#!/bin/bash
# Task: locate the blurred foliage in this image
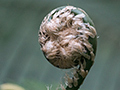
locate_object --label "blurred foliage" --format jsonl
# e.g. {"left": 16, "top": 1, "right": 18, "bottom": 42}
{"left": 0, "top": 0, "right": 120, "bottom": 90}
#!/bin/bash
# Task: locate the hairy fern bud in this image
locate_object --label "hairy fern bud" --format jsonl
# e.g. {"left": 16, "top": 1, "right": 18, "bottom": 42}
{"left": 38, "top": 6, "right": 97, "bottom": 69}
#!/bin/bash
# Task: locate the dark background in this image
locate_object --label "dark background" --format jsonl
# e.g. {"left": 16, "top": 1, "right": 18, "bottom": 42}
{"left": 0, "top": 0, "right": 120, "bottom": 90}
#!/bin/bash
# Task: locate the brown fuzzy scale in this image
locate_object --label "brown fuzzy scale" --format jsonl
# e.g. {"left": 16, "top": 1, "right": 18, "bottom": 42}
{"left": 38, "top": 6, "right": 97, "bottom": 69}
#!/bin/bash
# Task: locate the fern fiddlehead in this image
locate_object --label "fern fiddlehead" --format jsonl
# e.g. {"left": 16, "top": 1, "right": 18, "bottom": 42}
{"left": 38, "top": 6, "right": 97, "bottom": 90}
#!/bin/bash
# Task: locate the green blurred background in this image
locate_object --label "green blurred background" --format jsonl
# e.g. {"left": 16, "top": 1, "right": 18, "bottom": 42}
{"left": 0, "top": 0, "right": 120, "bottom": 90}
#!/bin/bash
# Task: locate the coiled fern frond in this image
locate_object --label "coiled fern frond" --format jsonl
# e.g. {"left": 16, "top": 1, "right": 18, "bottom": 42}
{"left": 38, "top": 6, "right": 97, "bottom": 90}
